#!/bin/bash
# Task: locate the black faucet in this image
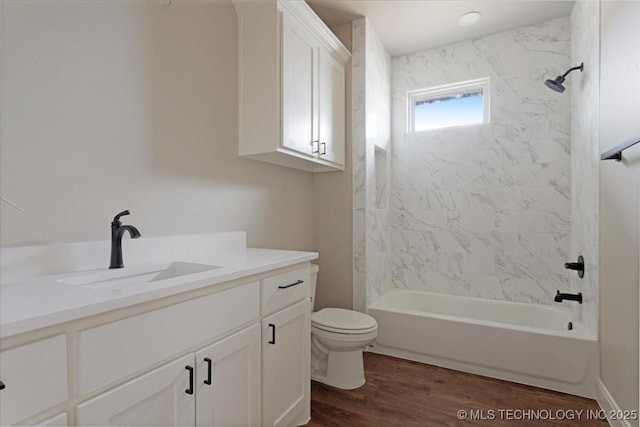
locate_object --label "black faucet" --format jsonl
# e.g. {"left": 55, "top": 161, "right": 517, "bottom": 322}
{"left": 554, "top": 290, "right": 583, "bottom": 304}
{"left": 109, "top": 210, "right": 141, "bottom": 269}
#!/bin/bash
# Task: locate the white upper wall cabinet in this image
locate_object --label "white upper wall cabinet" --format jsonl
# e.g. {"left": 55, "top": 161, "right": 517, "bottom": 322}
{"left": 318, "top": 47, "right": 346, "bottom": 166}
{"left": 234, "top": 0, "right": 350, "bottom": 172}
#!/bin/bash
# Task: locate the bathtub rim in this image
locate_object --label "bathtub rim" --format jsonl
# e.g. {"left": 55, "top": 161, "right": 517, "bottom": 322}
{"left": 368, "top": 289, "right": 597, "bottom": 341}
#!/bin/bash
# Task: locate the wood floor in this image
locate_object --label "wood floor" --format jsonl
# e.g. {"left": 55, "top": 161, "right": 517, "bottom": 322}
{"left": 307, "top": 353, "right": 608, "bottom": 427}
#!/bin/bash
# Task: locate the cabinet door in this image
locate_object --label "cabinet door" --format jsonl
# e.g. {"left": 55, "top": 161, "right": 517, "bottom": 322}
{"left": 262, "top": 299, "right": 311, "bottom": 427}
{"left": 282, "top": 12, "right": 318, "bottom": 157}
{"left": 0, "top": 335, "right": 68, "bottom": 426}
{"left": 38, "top": 413, "right": 68, "bottom": 426}
{"left": 195, "top": 324, "right": 261, "bottom": 427}
{"left": 318, "top": 47, "right": 346, "bottom": 166}
{"left": 76, "top": 354, "right": 195, "bottom": 426}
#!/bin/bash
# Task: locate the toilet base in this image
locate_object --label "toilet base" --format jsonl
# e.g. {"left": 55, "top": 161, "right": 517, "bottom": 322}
{"left": 311, "top": 348, "right": 366, "bottom": 390}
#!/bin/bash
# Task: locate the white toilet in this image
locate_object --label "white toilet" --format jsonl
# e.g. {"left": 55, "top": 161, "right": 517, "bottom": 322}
{"left": 309, "top": 264, "right": 378, "bottom": 390}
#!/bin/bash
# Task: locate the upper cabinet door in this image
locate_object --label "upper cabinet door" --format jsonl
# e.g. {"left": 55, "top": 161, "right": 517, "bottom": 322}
{"left": 76, "top": 354, "right": 195, "bottom": 426}
{"left": 281, "top": 13, "right": 318, "bottom": 157}
{"left": 195, "top": 324, "right": 261, "bottom": 427}
{"left": 234, "top": 0, "right": 350, "bottom": 172}
{"left": 318, "top": 47, "right": 346, "bottom": 166}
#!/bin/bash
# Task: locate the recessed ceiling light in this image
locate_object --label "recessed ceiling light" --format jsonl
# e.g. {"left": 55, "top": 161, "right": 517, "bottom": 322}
{"left": 458, "top": 11, "right": 481, "bottom": 26}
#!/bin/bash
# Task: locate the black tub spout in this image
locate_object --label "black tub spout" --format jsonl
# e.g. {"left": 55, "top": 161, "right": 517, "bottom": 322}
{"left": 554, "top": 290, "right": 583, "bottom": 304}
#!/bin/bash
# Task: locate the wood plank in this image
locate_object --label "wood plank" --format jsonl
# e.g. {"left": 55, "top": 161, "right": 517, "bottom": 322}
{"left": 307, "top": 353, "right": 607, "bottom": 426}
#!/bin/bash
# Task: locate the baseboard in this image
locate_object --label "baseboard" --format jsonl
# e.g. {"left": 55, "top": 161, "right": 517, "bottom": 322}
{"left": 596, "top": 378, "right": 633, "bottom": 427}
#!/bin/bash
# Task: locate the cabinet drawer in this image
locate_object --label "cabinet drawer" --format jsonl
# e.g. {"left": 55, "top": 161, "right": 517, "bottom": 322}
{"left": 0, "top": 335, "right": 68, "bottom": 426}
{"left": 77, "top": 281, "right": 259, "bottom": 395}
{"left": 262, "top": 267, "right": 310, "bottom": 315}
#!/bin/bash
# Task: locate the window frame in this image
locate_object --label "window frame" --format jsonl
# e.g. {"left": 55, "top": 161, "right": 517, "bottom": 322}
{"left": 407, "top": 77, "right": 491, "bottom": 133}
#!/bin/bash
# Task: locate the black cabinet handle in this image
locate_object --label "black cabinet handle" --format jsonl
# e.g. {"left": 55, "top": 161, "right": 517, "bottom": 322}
{"left": 312, "top": 140, "right": 320, "bottom": 154}
{"left": 320, "top": 142, "right": 326, "bottom": 155}
{"left": 204, "top": 358, "right": 212, "bottom": 386}
{"left": 185, "top": 366, "right": 194, "bottom": 395}
{"left": 0, "top": 381, "right": 5, "bottom": 390}
{"left": 278, "top": 279, "right": 304, "bottom": 289}
{"left": 268, "top": 323, "right": 276, "bottom": 344}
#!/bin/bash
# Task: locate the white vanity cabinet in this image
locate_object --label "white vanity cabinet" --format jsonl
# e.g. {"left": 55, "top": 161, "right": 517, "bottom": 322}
{"left": 77, "top": 324, "right": 262, "bottom": 427}
{"left": 0, "top": 335, "right": 68, "bottom": 426}
{"left": 75, "top": 281, "right": 261, "bottom": 426}
{"left": 235, "top": 0, "right": 350, "bottom": 172}
{"left": 262, "top": 299, "right": 311, "bottom": 427}
{"left": 1, "top": 262, "right": 313, "bottom": 426}
{"left": 76, "top": 282, "right": 260, "bottom": 396}
{"left": 259, "top": 267, "right": 311, "bottom": 427}
{"left": 39, "top": 413, "right": 69, "bottom": 426}
{"left": 195, "top": 323, "right": 261, "bottom": 427}
{"left": 76, "top": 353, "right": 196, "bottom": 426}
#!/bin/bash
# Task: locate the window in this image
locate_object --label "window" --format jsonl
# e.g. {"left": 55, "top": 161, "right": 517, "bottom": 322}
{"left": 408, "top": 77, "right": 490, "bottom": 132}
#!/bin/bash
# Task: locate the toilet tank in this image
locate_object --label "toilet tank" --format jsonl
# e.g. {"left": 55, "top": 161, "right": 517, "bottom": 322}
{"left": 310, "top": 264, "right": 319, "bottom": 311}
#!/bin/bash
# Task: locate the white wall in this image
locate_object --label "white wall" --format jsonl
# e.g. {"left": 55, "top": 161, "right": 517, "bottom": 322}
{"left": 312, "top": 22, "right": 353, "bottom": 311}
{"left": 570, "top": 0, "right": 600, "bottom": 338}
{"left": 388, "top": 18, "right": 572, "bottom": 305}
{"left": 0, "top": 0, "right": 315, "bottom": 251}
{"left": 598, "top": 1, "right": 640, "bottom": 420}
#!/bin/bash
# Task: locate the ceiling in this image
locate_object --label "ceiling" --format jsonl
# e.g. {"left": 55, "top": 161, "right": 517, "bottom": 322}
{"left": 306, "top": 1, "right": 575, "bottom": 57}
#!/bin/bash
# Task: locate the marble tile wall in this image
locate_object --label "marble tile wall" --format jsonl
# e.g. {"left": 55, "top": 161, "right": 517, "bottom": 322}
{"left": 570, "top": 0, "right": 599, "bottom": 336}
{"left": 352, "top": 18, "right": 392, "bottom": 310}
{"left": 389, "top": 17, "right": 572, "bottom": 305}
{"left": 364, "top": 22, "right": 392, "bottom": 306}
{"left": 352, "top": 18, "right": 367, "bottom": 312}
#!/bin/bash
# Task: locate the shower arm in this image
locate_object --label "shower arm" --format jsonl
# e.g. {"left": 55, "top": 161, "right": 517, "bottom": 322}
{"left": 562, "top": 63, "right": 584, "bottom": 78}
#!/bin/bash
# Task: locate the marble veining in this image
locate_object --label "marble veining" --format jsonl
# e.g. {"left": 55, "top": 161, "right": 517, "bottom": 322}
{"left": 352, "top": 18, "right": 367, "bottom": 312}
{"left": 352, "top": 18, "right": 393, "bottom": 308}
{"left": 388, "top": 17, "right": 572, "bottom": 305}
{"left": 570, "top": 0, "right": 600, "bottom": 337}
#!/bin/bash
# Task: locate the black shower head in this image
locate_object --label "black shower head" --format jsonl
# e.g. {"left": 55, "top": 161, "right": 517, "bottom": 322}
{"left": 544, "top": 62, "right": 584, "bottom": 93}
{"left": 545, "top": 75, "right": 566, "bottom": 93}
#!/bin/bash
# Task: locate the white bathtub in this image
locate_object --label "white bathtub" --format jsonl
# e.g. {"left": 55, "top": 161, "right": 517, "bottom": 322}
{"left": 367, "top": 290, "right": 598, "bottom": 398}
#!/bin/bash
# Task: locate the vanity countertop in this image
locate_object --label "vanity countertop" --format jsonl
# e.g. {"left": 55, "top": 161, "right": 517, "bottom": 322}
{"left": 1, "top": 247, "right": 317, "bottom": 339}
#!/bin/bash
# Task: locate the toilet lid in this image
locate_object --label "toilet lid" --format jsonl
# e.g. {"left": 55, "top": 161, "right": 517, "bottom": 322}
{"left": 312, "top": 308, "right": 377, "bottom": 331}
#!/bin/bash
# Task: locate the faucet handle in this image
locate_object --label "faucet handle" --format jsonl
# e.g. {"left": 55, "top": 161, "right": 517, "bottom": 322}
{"left": 112, "top": 210, "right": 131, "bottom": 226}
{"left": 564, "top": 255, "right": 584, "bottom": 278}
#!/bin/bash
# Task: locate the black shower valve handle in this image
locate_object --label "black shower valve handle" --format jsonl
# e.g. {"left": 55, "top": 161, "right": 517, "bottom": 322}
{"left": 564, "top": 255, "right": 584, "bottom": 278}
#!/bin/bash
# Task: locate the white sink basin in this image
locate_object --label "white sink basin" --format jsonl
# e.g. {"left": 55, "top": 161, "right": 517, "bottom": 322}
{"left": 57, "top": 262, "right": 221, "bottom": 289}
{"left": 149, "top": 262, "right": 220, "bottom": 282}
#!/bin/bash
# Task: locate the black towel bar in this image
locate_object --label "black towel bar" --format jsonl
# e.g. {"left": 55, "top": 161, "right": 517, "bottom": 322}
{"left": 600, "top": 134, "right": 640, "bottom": 161}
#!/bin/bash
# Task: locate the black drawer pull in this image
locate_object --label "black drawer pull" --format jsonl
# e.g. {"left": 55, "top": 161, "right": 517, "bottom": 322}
{"left": 185, "top": 366, "right": 194, "bottom": 395}
{"left": 278, "top": 279, "right": 304, "bottom": 289}
{"left": 268, "top": 323, "right": 276, "bottom": 344}
{"left": 0, "top": 381, "right": 5, "bottom": 390}
{"left": 204, "top": 358, "right": 212, "bottom": 385}
{"left": 320, "top": 142, "right": 327, "bottom": 155}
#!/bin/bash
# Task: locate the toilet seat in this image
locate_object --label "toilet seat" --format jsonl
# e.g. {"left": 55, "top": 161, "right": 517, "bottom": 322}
{"left": 312, "top": 308, "right": 378, "bottom": 334}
